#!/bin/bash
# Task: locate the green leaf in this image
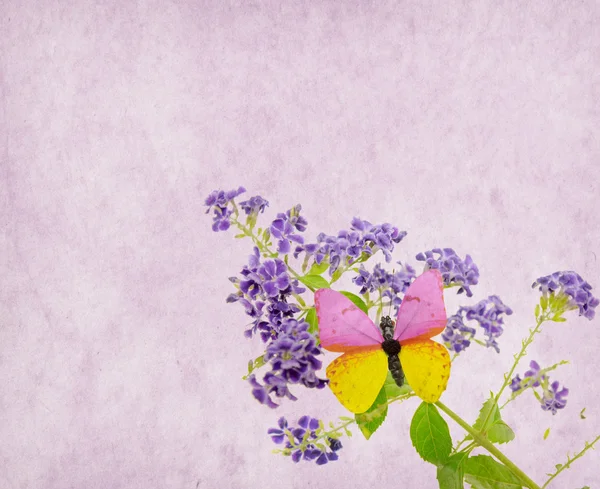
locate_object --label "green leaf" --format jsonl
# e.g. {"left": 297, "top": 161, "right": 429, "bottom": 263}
{"left": 331, "top": 267, "right": 343, "bottom": 283}
{"left": 298, "top": 274, "right": 330, "bottom": 290}
{"left": 308, "top": 260, "right": 329, "bottom": 276}
{"left": 242, "top": 355, "right": 266, "bottom": 380}
{"left": 234, "top": 233, "right": 246, "bottom": 239}
{"left": 383, "top": 370, "right": 412, "bottom": 399}
{"left": 437, "top": 452, "right": 469, "bottom": 489}
{"left": 339, "top": 291, "right": 369, "bottom": 314}
{"left": 543, "top": 428, "right": 550, "bottom": 440}
{"left": 534, "top": 304, "right": 540, "bottom": 319}
{"left": 409, "top": 402, "right": 452, "bottom": 466}
{"left": 487, "top": 420, "right": 515, "bottom": 444}
{"left": 580, "top": 408, "right": 586, "bottom": 419}
{"left": 473, "top": 395, "right": 502, "bottom": 433}
{"left": 552, "top": 315, "right": 566, "bottom": 322}
{"left": 540, "top": 294, "right": 548, "bottom": 311}
{"left": 355, "top": 387, "right": 388, "bottom": 440}
{"left": 305, "top": 307, "right": 319, "bottom": 336}
{"left": 464, "top": 455, "right": 523, "bottom": 489}
{"left": 472, "top": 395, "right": 514, "bottom": 444}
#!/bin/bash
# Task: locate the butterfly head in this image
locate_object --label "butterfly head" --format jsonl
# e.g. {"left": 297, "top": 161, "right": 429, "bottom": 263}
{"left": 379, "top": 315, "right": 395, "bottom": 341}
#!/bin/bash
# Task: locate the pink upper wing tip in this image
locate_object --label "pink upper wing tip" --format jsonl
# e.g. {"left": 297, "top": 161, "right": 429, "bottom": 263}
{"left": 394, "top": 270, "right": 447, "bottom": 344}
{"left": 314, "top": 288, "right": 383, "bottom": 352}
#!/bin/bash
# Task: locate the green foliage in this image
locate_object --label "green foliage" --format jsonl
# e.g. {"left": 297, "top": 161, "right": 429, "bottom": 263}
{"left": 305, "top": 307, "right": 318, "bottom": 336}
{"left": 243, "top": 355, "right": 266, "bottom": 379}
{"left": 410, "top": 402, "right": 452, "bottom": 466}
{"left": 383, "top": 371, "right": 412, "bottom": 399}
{"left": 308, "top": 260, "right": 329, "bottom": 276}
{"left": 436, "top": 452, "right": 469, "bottom": 489}
{"left": 355, "top": 386, "right": 388, "bottom": 440}
{"left": 473, "top": 395, "right": 515, "bottom": 444}
{"left": 339, "top": 291, "right": 369, "bottom": 314}
{"left": 463, "top": 455, "right": 524, "bottom": 489}
{"left": 298, "top": 274, "right": 329, "bottom": 290}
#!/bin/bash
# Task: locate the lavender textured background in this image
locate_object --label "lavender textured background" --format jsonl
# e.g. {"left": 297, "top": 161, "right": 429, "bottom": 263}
{"left": 2, "top": 2, "right": 599, "bottom": 488}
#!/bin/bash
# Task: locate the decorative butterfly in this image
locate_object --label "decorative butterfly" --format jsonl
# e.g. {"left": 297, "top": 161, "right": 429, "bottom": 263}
{"left": 314, "top": 269, "right": 451, "bottom": 414}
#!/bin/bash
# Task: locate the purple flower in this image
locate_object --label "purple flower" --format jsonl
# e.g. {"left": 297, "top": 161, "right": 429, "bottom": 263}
{"left": 352, "top": 262, "right": 416, "bottom": 314}
{"left": 444, "top": 296, "right": 512, "bottom": 354}
{"left": 416, "top": 248, "right": 479, "bottom": 297}
{"left": 461, "top": 295, "right": 512, "bottom": 353}
{"left": 441, "top": 313, "right": 476, "bottom": 353}
{"left": 267, "top": 416, "right": 342, "bottom": 465}
{"left": 523, "top": 360, "right": 546, "bottom": 387}
{"left": 541, "top": 381, "right": 569, "bottom": 415}
{"left": 295, "top": 217, "right": 407, "bottom": 276}
{"left": 509, "top": 374, "right": 523, "bottom": 393}
{"left": 228, "top": 247, "right": 306, "bottom": 341}
{"left": 248, "top": 319, "right": 327, "bottom": 408}
{"left": 239, "top": 195, "right": 269, "bottom": 216}
{"left": 509, "top": 361, "right": 568, "bottom": 415}
{"left": 510, "top": 361, "right": 547, "bottom": 392}
{"left": 204, "top": 186, "right": 246, "bottom": 232}
{"left": 269, "top": 204, "right": 307, "bottom": 254}
{"left": 533, "top": 271, "right": 599, "bottom": 320}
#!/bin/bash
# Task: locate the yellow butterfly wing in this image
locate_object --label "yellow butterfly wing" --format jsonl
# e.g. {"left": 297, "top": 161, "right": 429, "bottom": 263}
{"left": 326, "top": 348, "right": 388, "bottom": 414}
{"left": 400, "top": 340, "right": 451, "bottom": 403}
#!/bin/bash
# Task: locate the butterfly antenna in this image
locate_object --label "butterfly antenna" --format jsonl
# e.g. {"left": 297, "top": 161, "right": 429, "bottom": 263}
{"left": 386, "top": 268, "right": 395, "bottom": 319}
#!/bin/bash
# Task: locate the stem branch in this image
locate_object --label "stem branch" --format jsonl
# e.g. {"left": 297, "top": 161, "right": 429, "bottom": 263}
{"left": 436, "top": 401, "right": 541, "bottom": 489}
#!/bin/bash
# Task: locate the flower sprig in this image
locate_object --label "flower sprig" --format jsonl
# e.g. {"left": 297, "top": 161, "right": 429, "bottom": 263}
{"left": 205, "top": 186, "right": 600, "bottom": 489}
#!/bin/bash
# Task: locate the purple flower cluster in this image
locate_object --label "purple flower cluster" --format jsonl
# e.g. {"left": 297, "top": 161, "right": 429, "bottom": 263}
{"left": 248, "top": 318, "right": 327, "bottom": 408}
{"left": 239, "top": 195, "right": 269, "bottom": 217}
{"left": 510, "top": 361, "right": 569, "bottom": 415}
{"left": 541, "top": 381, "right": 569, "bottom": 415}
{"left": 270, "top": 205, "right": 308, "bottom": 254}
{"left": 416, "top": 248, "right": 479, "bottom": 297}
{"left": 228, "top": 247, "right": 305, "bottom": 341}
{"left": 353, "top": 262, "right": 416, "bottom": 314}
{"left": 509, "top": 361, "right": 547, "bottom": 392}
{"left": 441, "top": 314, "right": 476, "bottom": 354}
{"left": 294, "top": 217, "right": 407, "bottom": 276}
{"left": 268, "top": 416, "right": 342, "bottom": 465}
{"left": 443, "top": 296, "right": 513, "bottom": 354}
{"left": 532, "top": 271, "right": 599, "bottom": 320}
{"left": 204, "top": 186, "right": 246, "bottom": 231}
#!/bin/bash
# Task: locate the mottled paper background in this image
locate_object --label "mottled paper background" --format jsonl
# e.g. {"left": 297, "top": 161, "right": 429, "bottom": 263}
{"left": 1, "top": 2, "right": 599, "bottom": 488}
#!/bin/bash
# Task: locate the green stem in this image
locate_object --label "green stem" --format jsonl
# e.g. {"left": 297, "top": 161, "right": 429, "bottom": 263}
{"left": 541, "top": 434, "right": 600, "bottom": 489}
{"left": 494, "top": 315, "right": 546, "bottom": 404}
{"left": 436, "top": 401, "right": 541, "bottom": 489}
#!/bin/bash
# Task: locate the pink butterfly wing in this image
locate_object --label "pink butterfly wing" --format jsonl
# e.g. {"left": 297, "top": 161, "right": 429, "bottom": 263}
{"left": 394, "top": 269, "right": 447, "bottom": 344}
{"left": 315, "top": 289, "right": 384, "bottom": 352}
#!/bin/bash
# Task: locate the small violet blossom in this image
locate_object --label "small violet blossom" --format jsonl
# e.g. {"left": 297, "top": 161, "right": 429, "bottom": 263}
{"left": 270, "top": 204, "right": 307, "bottom": 254}
{"left": 541, "top": 381, "right": 569, "bottom": 415}
{"left": 416, "top": 248, "right": 479, "bottom": 297}
{"left": 443, "top": 296, "right": 513, "bottom": 354}
{"left": 510, "top": 361, "right": 568, "bottom": 415}
{"left": 441, "top": 314, "right": 477, "bottom": 354}
{"left": 295, "top": 217, "right": 406, "bottom": 276}
{"left": 353, "top": 262, "right": 416, "bottom": 314}
{"left": 533, "top": 271, "right": 599, "bottom": 320}
{"left": 239, "top": 195, "right": 269, "bottom": 217}
{"left": 228, "top": 247, "right": 305, "bottom": 342}
{"left": 204, "top": 186, "right": 246, "bottom": 231}
{"left": 509, "top": 361, "right": 547, "bottom": 392}
{"left": 268, "top": 416, "right": 342, "bottom": 465}
{"left": 249, "top": 319, "right": 327, "bottom": 409}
